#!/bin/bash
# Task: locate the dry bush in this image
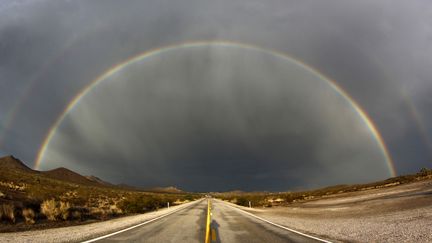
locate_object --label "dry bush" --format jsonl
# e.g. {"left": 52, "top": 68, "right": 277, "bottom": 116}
{"left": 0, "top": 181, "right": 26, "bottom": 191}
{"left": 22, "top": 208, "right": 35, "bottom": 224}
{"left": 41, "top": 199, "right": 71, "bottom": 221}
{"left": 0, "top": 204, "right": 15, "bottom": 223}
{"left": 84, "top": 196, "right": 124, "bottom": 219}
{"left": 89, "top": 207, "right": 106, "bottom": 219}
{"left": 59, "top": 190, "right": 78, "bottom": 201}
{"left": 109, "top": 204, "right": 122, "bottom": 215}
{"left": 41, "top": 199, "right": 59, "bottom": 221}
{"left": 87, "top": 203, "right": 122, "bottom": 220}
{"left": 59, "top": 201, "right": 70, "bottom": 220}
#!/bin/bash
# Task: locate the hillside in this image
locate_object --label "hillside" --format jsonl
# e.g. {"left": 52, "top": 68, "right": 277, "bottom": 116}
{"left": 0, "top": 155, "right": 35, "bottom": 173}
{"left": 85, "top": 175, "right": 112, "bottom": 186}
{"left": 0, "top": 155, "right": 200, "bottom": 232}
{"left": 43, "top": 167, "right": 102, "bottom": 187}
{"left": 0, "top": 155, "right": 111, "bottom": 187}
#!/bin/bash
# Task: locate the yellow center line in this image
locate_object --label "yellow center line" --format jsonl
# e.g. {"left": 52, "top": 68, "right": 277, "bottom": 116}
{"left": 211, "top": 228, "right": 217, "bottom": 242}
{"left": 205, "top": 199, "right": 211, "bottom": 243}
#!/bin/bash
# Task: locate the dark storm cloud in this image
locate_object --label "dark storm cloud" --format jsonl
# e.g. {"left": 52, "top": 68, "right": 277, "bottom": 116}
{"left": 40, "top": 46, "right": 389, "bottom": 191}
{"left": 1, "top": 0, "right": 431, "bottom": 190}
{"left": 0, "top": 0, "right": 196, "bottom": 160}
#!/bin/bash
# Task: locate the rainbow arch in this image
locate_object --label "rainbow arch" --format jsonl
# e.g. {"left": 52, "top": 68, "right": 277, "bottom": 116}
{"left": 35, "top": 41, "right": 397, "bottom": 176}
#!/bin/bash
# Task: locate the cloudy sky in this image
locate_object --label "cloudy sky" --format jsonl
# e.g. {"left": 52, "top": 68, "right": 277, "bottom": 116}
{"left": 0, "top": 0, "right": 431, "bottom": 191}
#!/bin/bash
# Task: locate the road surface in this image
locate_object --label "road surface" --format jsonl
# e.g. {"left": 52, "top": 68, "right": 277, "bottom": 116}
{"left": 89, "top": 199, "right": 327, "bottom": 243}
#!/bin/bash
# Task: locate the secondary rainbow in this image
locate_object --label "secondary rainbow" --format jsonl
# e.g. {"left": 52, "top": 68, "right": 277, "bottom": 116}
{"left": 401, "top": 88, "right": 432, "bottom": 156}
{"left": 35, "top": 41, "right": 397, "bottom": 176}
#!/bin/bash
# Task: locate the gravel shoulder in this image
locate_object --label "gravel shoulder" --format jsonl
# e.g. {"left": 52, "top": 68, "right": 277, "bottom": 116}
{"left": 238, "top": 179, "right": 432, "bottom": 242}
{"left": 0, "top": 199, "right": 202, "bottom": 243}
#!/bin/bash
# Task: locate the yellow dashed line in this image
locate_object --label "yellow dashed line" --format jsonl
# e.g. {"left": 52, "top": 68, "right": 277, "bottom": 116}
{"left": 205, "top": 199, "right": 211, "bottom": 243}
{"left": 211, "top": 228, "right": 217, "bottom": 242}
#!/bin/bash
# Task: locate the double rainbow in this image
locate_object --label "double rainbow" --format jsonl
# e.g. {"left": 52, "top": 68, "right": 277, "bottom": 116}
{"left": 35, "top": 41, "right": 397, "bottom": 176}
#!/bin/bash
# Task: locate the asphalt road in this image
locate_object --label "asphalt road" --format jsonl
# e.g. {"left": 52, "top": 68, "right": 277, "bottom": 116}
{"left": 93, "top": 199, "right": 325, "bottom": 243}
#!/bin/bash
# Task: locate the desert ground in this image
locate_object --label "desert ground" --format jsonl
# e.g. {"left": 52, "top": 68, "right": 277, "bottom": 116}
{"left": 236, "top": 179, "right": 432, "bottom": 242}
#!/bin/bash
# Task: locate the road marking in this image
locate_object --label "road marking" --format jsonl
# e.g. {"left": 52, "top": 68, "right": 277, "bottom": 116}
{"left": 81, "top": 199, "right": 204, "bottom": 243}
{"left": 205, "top": 199, "right": 211, "bottom": 243}
{"left": 211, "top": 228, "right": 217, "bottom": 242}
{"left": 220, "top": 200, "right": 332, "bottom": 243}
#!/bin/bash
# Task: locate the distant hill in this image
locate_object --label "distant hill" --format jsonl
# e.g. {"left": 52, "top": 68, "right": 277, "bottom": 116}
{"left": 0, "top": 155, "right": 198, "bottom": 232}
{"left": 116, "top": 184, "right": 184, "bottom": 193}
{"left": 0, "top": 155, "right": 35, "bottom": 173}
{"left": 0, "top": 155, "right": 183, "bottom": 192}
{"left": 0, "top": 155, "right": 111, "bottom": 187}
{"left": 85, "top": 175, "right": 112, "bottom": 186}
{"left": 43, "top": 167, "right": 105, "bottom": 187}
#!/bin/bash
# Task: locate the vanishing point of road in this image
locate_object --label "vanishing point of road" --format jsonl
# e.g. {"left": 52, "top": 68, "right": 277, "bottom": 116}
{"left": 84, "top": 199, "right": 330, "bottom": 243}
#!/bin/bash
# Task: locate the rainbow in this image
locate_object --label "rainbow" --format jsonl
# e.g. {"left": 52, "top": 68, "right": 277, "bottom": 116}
{"left": 0, "top": 28, "right": 103, "bottom": 148}
{"left": 35, "top": 41, "right": 397, "bottom": 176}
{"left": 401, "top": 88, "right": 432, "bottom": 156}
{"left": 0, "top": 36, "right": 83, "bottom": 147}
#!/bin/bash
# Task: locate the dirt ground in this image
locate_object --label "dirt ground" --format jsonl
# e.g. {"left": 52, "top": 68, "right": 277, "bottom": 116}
{"left": 246, "top": 179, "right": 432, "bottom": 242}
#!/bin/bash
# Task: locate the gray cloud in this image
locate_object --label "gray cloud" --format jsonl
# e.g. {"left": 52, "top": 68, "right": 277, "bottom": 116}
{"left": 40, "top": 45, "right": 389, "bottom": 191}
{"left": 1, "top": 0, "right": 431, "bottom": 190}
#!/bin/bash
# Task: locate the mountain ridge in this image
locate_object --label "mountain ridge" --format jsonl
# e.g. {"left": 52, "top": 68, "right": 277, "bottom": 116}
{"left": 0, "top": 155, "right": 35, "bottom": 173}
{"left": 0, "top": 155, "right": 110, "bottom": 187}
{"left": 0, "top": 155, "right": 183, "bottom": 192}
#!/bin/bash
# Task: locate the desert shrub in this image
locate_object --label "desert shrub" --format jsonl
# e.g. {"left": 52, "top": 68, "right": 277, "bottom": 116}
{"left": 41, "top": 199, "right": 59, "bottom": 221}
{"left": 22, "top": 208, "right": 35, "bottom": 224}
{"left": 0, "top": 204, "right": 15, "bottom": 223}
{"left": 109, "top": 204, "right": 122, "bottom": 216}
{"left": 83, "top": 196, "right": 124, "bottom": 219}
{"left": 89, "top": 207, "right": 106, "bottom": 219}
{"left": 88, "top": 205, "right": 121, "bottom": 220}
{"left": 119, "top": 195, "right": 165, "bottom": 214}
{"left": 183, "top": 194, "right": 194, "bottom": 201}
{"left": 59, "top": 201, "right": 70, "bottom": 220}
{"left": 235, "top": 197, "right": 249, "bottom": 207}
{"left": 40, "top": 199, "right": 71, "bottom": 221}
{"left": 419, "top": 167, "right": 432, "bottom": 176}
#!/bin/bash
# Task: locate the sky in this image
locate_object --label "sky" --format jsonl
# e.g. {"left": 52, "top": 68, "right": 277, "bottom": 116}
{"left": 0, "top": 0, "right": 431, "bottom": 191}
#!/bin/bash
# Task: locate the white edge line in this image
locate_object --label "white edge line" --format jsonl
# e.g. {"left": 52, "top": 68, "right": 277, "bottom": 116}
{"left": 219, "top": 200, "right": 332, "bottom": 243}
{"left": 81, "top": 199, "right": 204, "bottom": 243}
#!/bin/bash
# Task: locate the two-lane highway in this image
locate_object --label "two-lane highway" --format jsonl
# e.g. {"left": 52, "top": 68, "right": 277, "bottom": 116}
{"left": 209, "top": 200, "right": 323, "bottom": 243}
{"left": 94, "top": 200, "right": 206, "bottom": 242}
{"left": 87, "top": 199, "right": 329, "bottom": 243}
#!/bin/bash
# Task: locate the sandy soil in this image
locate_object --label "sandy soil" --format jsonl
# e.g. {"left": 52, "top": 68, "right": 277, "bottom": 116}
{"left": 243, "top": 179, "right": 432, "bottom": 242}
{"left": 0, "top": 200, "right": 201, "bottom": 243}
